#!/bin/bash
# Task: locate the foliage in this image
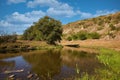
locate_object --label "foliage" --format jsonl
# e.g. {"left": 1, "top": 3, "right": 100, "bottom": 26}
{"left": 22, "top": 16, "right": 62, "bottom": 44}
{"left": 88, "top": 32, "right": 101, "bottom": 39}
{"left": 66, "top": 32, "right": 100, "bottom": 41}
{"left": 0, "top": 33, "right": 17, "bottom": 44}
{"left": 77, "top": 31, "right": 87, "bottom": 40}
{"left": 96, "top": 48, "right": 120, "bottom": 80}
{"left": 66, "top": 36, "right": 72, "bottom": 41}
{"left": 109, "top": 24, "right": 116, "bottom": 30}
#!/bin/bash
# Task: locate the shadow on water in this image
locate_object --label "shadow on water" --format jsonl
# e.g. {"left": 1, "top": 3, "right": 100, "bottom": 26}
{"left": 0, "top": 49, "right": 103, "bottom": 80}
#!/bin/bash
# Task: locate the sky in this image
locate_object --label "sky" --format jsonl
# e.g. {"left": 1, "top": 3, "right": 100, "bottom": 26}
{"left": 0, "top": 0, "right": 120, "bottom": 34}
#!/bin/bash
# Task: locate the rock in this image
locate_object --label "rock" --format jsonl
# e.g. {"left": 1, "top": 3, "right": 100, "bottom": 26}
{"left": 27, "top": 71, "right": 31, "bottom": 74}
{"left": 9, "top": 74, "right": 15, "bottom": 78}
{"left": 35, "top": 74, "right": 38, "bottom": 77}
{"left": 36, "top": 77, "right": 40, "bottom": 80}
{"left": 27, "top": 74, "right": 33, "bottom": 79}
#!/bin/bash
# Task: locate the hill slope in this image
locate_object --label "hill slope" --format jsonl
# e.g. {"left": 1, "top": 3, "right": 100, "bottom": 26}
{"left": 63, "top": 12, "right": 120, "bottom": 40}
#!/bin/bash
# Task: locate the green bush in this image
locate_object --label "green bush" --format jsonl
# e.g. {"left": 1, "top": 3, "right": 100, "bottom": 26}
{"left": 66, "top": 32, "right": 100, "bottom": 41}
{"left": 88, "top": 32, "right": 101, "bottom": 39}
{"left": 72, "top": 34, "right": 78, "bottom": 40}
{"left": 77, "top": 32, "right": 87, "bottom": 40}
{"left": 66, "top": 36, "right": 72, "bottom": 41}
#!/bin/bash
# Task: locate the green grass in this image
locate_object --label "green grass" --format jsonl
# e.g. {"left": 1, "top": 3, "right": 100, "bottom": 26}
{"left": 96, "top": 48, "right": 120, "bottom": 80}
{"left": 97, "top": 48, "right": 120, "bottom": 72}
{"left": 74, "top": 48, "right": 120, "bottom": 80}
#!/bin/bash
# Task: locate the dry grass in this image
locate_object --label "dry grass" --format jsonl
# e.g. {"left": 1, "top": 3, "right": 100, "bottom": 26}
{"left": 61, "top": 39, "right": 120, "bottom": 51}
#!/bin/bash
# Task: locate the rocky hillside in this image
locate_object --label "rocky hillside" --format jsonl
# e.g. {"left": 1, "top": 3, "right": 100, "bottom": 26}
{"left": 63, "top": 12, "right": 120, "bottom": 40}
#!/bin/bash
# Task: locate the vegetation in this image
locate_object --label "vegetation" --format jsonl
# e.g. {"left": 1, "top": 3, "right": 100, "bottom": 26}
{"left": 66, "top": 32, "right": 100, "bottom": 41}
{"left": 96, "top": 48, "right": 120, "bottom": 80}
{"left": 109, "top": 24, "right": 116, "bottom": 30}
{"left": 22, "top": 16, "right": 62, "bottom": 45}
{"left": 88, "top": 32, "right": 101, "bottom": 39}
{"left": 0, "top": 33, "right": 17, "bottom": 44}
{"left": 63, "top": 12, "right": 120, "bottom": 40}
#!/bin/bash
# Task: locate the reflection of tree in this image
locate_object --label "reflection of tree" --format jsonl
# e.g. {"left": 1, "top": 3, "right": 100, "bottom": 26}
{"left": 23, "top": 50, "right": 61, "bottom": 79}
{"left": 0, "top": 60, "right": 15, "bottom": 72}
{"left": 61, "top": 50, "right": 103, "bottom": 75}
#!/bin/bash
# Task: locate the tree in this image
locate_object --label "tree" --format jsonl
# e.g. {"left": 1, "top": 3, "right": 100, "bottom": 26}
{"left": 22, "top": 16, "right": 62, "bottom": 45}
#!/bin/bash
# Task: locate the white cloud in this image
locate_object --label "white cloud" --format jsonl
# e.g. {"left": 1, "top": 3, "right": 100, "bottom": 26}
{"left": 93, "top": 10, "right": 117, "bottom": 17}
{"left": 7, "top": 0, "right": 26, "bottom": 4}
{"left": 27, "top": 0, "right": 76, "bottom": 17}
{"left": 0, "top": 10, "right": 45, "bottom": 34}
{"left": 77, "top": 10, "right": 117, "bottom": 19}
{"left": 77, "top": 11, "right": 92, "bottom": 18}
{"left": 47, "top": 7, "right": 76, "bottom": 17}
{"left": 7, "top": 10, "right": 45, "bottom": 24}
{"left": 27, "top": 0, "right": 60, "bottom": 8}
{"left": 0, "top": 20, "right": 14, "bottom": 27}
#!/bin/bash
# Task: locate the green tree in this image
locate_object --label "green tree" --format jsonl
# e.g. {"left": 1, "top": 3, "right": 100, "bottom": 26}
{"left": 22, "top": 16, "right": 62, "bottom": 45}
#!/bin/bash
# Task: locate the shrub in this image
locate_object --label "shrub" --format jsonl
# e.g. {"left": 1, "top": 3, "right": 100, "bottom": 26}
{"left": 72, "top": 34, "right": 78, "bottom": 40}
{"left": 66, "top": 36, "right": 72, "bottom": 41}
{"left": 109, "top": 24, "right": 116, "bottom": 30}
{"left": 88, "top": 32, "right": 101, "bottom": 39}
{"left": 65, "top": 32, "right": 100, "bottom": 41}
{"left": 77, "top": 32, "right": 87, "bottom": 40}
{"left": 0, "top": 33, "right": 17, "bottom": 44}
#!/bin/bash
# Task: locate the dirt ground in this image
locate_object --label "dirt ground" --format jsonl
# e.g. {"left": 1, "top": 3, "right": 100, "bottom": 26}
{"left": 61, "top": 39, "right": 120, "bottom": 51}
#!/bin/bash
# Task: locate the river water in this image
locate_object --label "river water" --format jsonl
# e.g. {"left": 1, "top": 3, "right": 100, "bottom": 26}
{"left": 0, "top": 49, "right": 103, "bottom": 80}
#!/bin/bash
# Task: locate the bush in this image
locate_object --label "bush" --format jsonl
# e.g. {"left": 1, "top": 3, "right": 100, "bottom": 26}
{"left": 0, "top": 33, "right": 17, "bottom": 44}
{"left": 72, "top": 34, "right": 78, "bottom": 40}
{"left": 66, "top": 36, "right": 72, "bottom": 41}
{"left": 109, "top": 24, "right": 116, "bottom": 30}
{"left": 77, "top": 32, "right": 87, "bottom": 40}
{"left": 88, "top": 32, "right": 101, "bottom": 39}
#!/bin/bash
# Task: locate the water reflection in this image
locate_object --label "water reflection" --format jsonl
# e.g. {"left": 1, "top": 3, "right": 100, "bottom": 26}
{"left": 23, "top": 50, "right": 61, "bottom": 79}
{"left": 61, "top": 50, "right": 102, "bottom": 75}
{"left": 0, "top": 60, "right": 15, "bottom": 72}
{"left": 0, "top": 49, "right": 103, "bottom": 80}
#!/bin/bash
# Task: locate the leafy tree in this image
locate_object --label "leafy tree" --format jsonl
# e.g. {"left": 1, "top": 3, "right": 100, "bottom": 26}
{"left": 22, "top": 16, "right": 62, "bottom": 45}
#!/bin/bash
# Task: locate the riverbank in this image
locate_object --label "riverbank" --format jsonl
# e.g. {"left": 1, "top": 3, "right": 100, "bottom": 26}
{"left": 61, "top": 39, "right": 120, "bottom": 51}
{"left": 0, "top": 39, "right": 120, "bottom": 54}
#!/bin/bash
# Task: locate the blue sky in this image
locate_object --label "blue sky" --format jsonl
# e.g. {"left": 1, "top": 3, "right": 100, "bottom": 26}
{"left": 0, "top": 0, "right": 120, "bottom": 34}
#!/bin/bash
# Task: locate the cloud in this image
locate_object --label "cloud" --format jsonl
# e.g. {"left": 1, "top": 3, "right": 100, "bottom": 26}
{"left": 27, "top": 0, "right": 76, "bottom": 17}
{"left": 47, "top": 7, "right": 76, "bottom": 17}
{"left": 27, "top": 0, "right": 60, "bottom": 8}
{"left": 7, "top": 0, "right": 26, "bottom": 4}
{"left": 77, "top": 11, "right": 92, "bottom": 18}
{"left": 0, "top": 10, "right": 45, "bottom": 34}
{"left": 77, "top": 10, "right": 117, "bottom": 19}
{"left": 7, "top": 11, "right": 45, "bottom": 24}
{"left": 0, "top": 20, "right": 14, "bottom": 27}
{"left": 93, "top": 10, "right": 117, "bottom": 17}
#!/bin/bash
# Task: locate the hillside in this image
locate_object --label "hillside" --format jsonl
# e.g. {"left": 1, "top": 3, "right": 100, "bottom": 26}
{"left": 63, "top": 12, "right": 120, "bottom": 40}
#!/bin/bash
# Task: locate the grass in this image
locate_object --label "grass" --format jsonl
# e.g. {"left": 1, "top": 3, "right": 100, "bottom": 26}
{"left": 96, "top": 48, "right": 120, "bottom": 80}
{"left": 73, "top": 48, "right": 120, "bottom": 80}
